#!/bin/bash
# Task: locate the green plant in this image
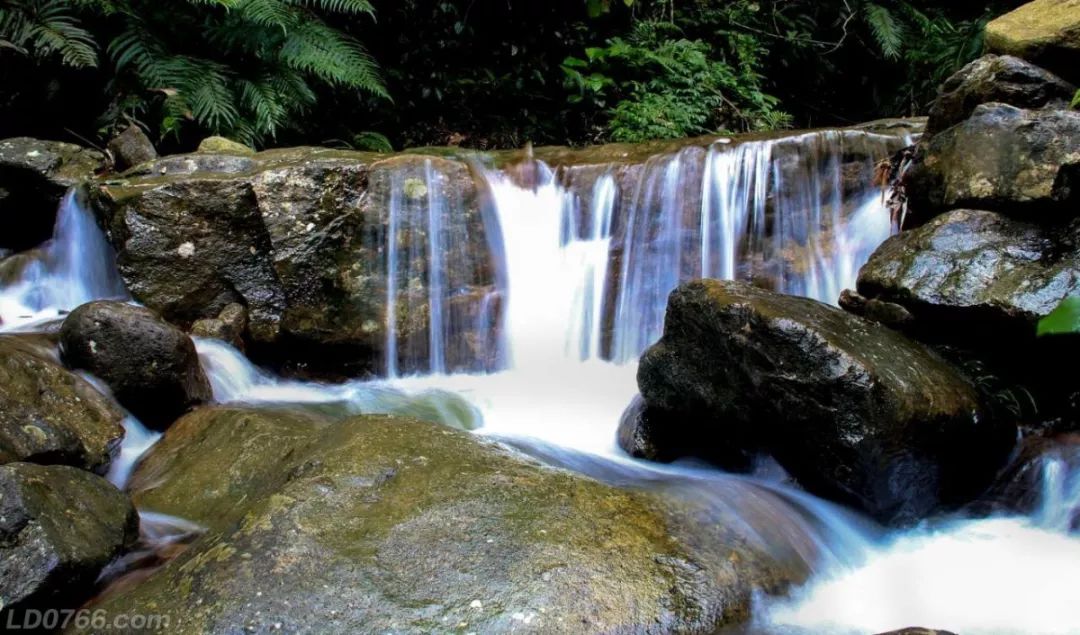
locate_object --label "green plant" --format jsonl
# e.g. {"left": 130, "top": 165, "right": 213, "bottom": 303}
{"left": 1, "top": 0, "right": 387, "bottom": 145}
{"left": 1072, "top": 89, "right": 1080, "bottom": 110}
{"left": 1038, "top": 297, "right": 1080, "bottom": 336}
{"left": 563, "top": 20, "right": 790, "bottom": 142}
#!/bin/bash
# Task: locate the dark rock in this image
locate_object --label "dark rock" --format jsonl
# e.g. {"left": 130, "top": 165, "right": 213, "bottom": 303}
{"left": 618, "top": 394, "right": 755, "bottom": 470}
{"left": 926, "top": 54, "right": 1075, "bottom": 135}
{"left": 0, "top": 137, "right": 104, "bottom": 251}
{"left": 106, "top": 125, "right": 157, "bottom": 172}
{"left": 982, "top": 433, "right": 1080, "bottom": 527}
{"left": 190, "top": 302, "right": 247, "bottom": 350}
{"left": 0, "top": 462, "right": 137, "bottom": 617}
{"left": 838, "top": 288, "right": 915, "bottom": 331}
{"left": 857, "top": 209, "right": 1080, "bottom": 343}
{"left": 92, "top": 406, "right": 802, "bottom": 633}
{"left": 0, "top": 335, "right": 125, "bottom": 474}
{"left": 874, "top": 629, "right": 960, "bottom": 635}
{"left": 60, "top": 301, "right": 213, "bottom": 430}
{"left": 907, "top": 104, "right": 1080, "bottom": 221}
{"left": 986, "top": 0, "right": 1080, "bottom": 84}
{"left": 637, "top": 279, "right": 1016, "bottom": 525}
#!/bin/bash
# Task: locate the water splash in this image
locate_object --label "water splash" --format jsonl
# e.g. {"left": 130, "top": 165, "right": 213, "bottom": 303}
{"left": 0, "top": 189, "right": 127, "bottom": 331}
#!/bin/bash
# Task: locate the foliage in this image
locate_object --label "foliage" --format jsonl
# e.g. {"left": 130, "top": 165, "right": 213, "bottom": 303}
{"left": 1, "top": 0, "right": 386, "bottom": 145}
{"left": 1072, "top": 89, "right": 1080, "bottom": 110}
{"left": 563, "top": 18, "right": 790, "bottom": 141}
{"left": 1038, "top": 297, "right": 1080, "bottom": 337}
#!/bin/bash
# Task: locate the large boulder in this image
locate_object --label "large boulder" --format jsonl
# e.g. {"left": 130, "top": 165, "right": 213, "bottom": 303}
{"left": 926, "top": 55, "right": 1075, "bottom": 135}
{"left": 0, "top": 335, "right": 125, "bottom": 474}
{"left": 92, "top": 149, "right": 498, "bottom": 376}
{"left": 906, "top": 104, "right": 1080, "bottom": 222}
{"left": 857, "top": 209, "right": 1080, "bottom": 345}
{"left": 985, "top": 0, "right": 1080, "bottom": 84}
{"left": 60, "top": 301, "right": 213, "bottom": 430}
{"left": 0, "top": 462, "right": 138, "bottom": 618}
{"left": 633, "top": 280, "right": 1016, "bottom": 525}
{"left": 0, "top": 137, "right": 104, "bottom": 251}
{"left": 93, "top": 406, "right": 802, "bottom": 633}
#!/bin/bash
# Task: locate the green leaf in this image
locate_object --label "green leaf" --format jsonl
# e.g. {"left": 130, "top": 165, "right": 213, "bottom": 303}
{"left": 1038, "top": 297, "right": 1080, "bottom": 336}
{"left": 1071, "top": 89, "right": 1080, "bottom": 110}
{"left": 864, "top": 3, "right": 905, "bottom": 60}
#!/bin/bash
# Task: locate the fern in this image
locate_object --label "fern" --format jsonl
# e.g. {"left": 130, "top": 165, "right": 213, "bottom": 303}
{"left": 1072, "top": 89, "right": 1080, "bottom": 110}
{"left": 0, "top": 0, "right": 98, "bottom": 67}
{"left": 864, "top": 3, "right": 904, "bottom": 60}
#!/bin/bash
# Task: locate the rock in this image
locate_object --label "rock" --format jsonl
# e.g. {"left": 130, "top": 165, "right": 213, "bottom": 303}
{"left": 91, "top": 150, "right": 497, "bottom": 376}
{"left": 874, "top": 629, "right": 959, "bottom": 635}
{"left": 0, "top": 137, "right": 104, "bottom": 251}
{"left": 196, "top": 136, "right": 254, "bottom": 155}
{"left": 982, "top": 433, "right": 1080, "bottom": 523}
{"left": 838, "top": 288, "right": 914, "bottom": 331}
{"left": 857, "top": 209, "right": 1080, "bottom": 343}
{"left": 906, "top": 104, "right": 1080, "bottom": 221}
{"left": 106, "top": 125, "right": 157, "bottom": 172}
{"left": 985, "top": 0, "right": 1080, "bottom": 84}
{"left": 0, "top": 335, "right": 125, "bottom": 474}
{"left": 190, "top": 302, "right": 247, "bottom": 350}
{"left": 636, "top": 280, "right": 1015, "bottom": 525}
{"left": 59, "top": 301, "right": 213, "bottom": 430}
{"left": 101, "top": 406, "right": 801, "bottom": 633}
{"left": 0, "top": 462, "right": 138, "bottom": 617}
{"left": 926, "top": 54, "right": 1075, "bottom": 135}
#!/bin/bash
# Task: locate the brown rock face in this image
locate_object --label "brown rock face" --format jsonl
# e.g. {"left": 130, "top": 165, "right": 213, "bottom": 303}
{"left": 985, "top": 0, "right": 1080, "bottom": 84}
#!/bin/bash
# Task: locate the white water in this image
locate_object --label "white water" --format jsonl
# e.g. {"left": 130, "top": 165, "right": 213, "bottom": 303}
{"left": 0, "top": 189, "right": 127, "bottom": 331}
{"left": 3, "top": 131, "right": 1080, "bottom": 634}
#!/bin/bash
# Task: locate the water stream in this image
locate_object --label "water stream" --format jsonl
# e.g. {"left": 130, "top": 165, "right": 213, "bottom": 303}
{"left": 2, "top": 130, "right": 1079, "bottom": 634}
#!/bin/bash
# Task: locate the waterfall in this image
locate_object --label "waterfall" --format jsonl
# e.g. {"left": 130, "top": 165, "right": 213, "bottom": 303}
{"left": 0, "top": 189, "right": 127, "bottom": 331}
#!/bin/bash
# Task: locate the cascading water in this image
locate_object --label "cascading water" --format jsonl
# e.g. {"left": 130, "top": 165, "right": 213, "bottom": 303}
{"left": 6, "top": 128, "right": 1080, "bottom": 634}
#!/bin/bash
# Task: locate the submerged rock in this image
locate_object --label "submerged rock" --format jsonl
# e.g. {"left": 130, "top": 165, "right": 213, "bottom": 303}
{"left": 102, "top": 406, "right": 801, "bottom": 633}
{"left": 0, "top": 137, "right": 104, "bottom": 251}
{"left": 986, "top": 0, "right": 1080, "bottom": 84}
{"left": 635, "top": 280, "right": 1015, "bottom": 525}
{"left": 106, "top": 125, "right": 157, "bottom": 172}
{"left": 857, "top": 209, "right": 1080, "bottom": 345}
{"left": 60, "top": 301, "right": 213, "bottom": 430}
{"left": 0, "top": 335, "right": 125, "bottom": 474}
{"left": 907, "top": 104, "right": 1080, "bottom": 222}
{"left": 0, "top": 462, "right": 137, "bottom": 617}
{"left": 926, "top": 54, "right": 1075, "bottom": 135}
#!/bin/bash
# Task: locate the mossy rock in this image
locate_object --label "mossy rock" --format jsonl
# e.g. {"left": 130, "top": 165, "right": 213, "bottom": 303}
{"left": 986, "top": 0, "right": 1080, "bottom": 84}
{"left": 0, "top": 335, "right": 125, "bottom": 474}
{"left": 93, "top": 406, "right": 803, "bottom": 633}
{"left": 196, "top": 136, "right": 255, "bottom": 156}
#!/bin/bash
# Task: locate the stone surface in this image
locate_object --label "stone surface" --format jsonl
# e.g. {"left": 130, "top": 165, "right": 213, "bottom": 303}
{"left": 986, "top": 0, "right": 1080, "bottom": 84}
{"left": 92, "top": 406, "right": 802, "bottom": 634}
{"left": 857, "top": 209, "right": 1080, "bottom": 342}
{"left": 0, "top": 462, "right": 137, "bottom": 616}
{"left": 907, "top": 104, "right": 1080, "bottom": 221}
{"left": 635, "top": 280, "right": 1015, "bottom": 525}
{"left": 0, "top": 137, "right": 104, "bottom": 251}
{"left": 196, "top": 136, "right": 254, "bottom": 155}
{"left": 0, "top": 335, "right": 125, "bottom": 474}
{"left": 60, "top": 301, "right": 212, "bottom": 430}
{"left": 926, "top": 54, "right": 1075, "bottom": 134}
{"left": 190, "top": 302, "right": 247, "bottom": 350}
{"left": 106, "top": 125, "right": 157, "bottom": 172}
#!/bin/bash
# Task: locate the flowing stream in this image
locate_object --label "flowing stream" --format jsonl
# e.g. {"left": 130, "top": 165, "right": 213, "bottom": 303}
{"left": 2, "top": 130, "right": 1079, "bottom": 634}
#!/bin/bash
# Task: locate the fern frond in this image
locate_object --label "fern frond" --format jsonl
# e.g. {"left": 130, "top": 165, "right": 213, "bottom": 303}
{"left": 864, "top": 3, "right": 904, "bottom": 60}
{"left": 280, "top": 20, "right": 387, "bottom": 97}
{"left": 236, "top": 0, "right": 297, "bottom": 29}
{"left": 29, "top": 4, "right": 99, "bottom": 68}
{"left": 184, "top": 61, "right": 239, "bottom": 131}
{"left": 239, "top": 76, "right": 288, "bottom": 137}
{"left": 284, "top": 0, "right": 374, "bottom": 16}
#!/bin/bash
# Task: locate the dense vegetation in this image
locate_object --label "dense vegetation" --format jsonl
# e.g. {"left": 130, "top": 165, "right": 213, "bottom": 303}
{"left": 0, "top": 0, "right": 1021, "bottom": 150}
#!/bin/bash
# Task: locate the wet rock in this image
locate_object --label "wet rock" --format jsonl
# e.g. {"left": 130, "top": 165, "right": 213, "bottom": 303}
{"left": 986, "top": 0, "right": 1080, "bottom": 84}
{"left": 60, "top": 301, "right": 213, "bottom": 430}
{"left": 0, "top": 335, "right": 125, "bottom": 474}
{"left": 190, "top": 302, "right": 247, "bottom": 350}
{"left": 857, "top": 209, "right": 1080, "bottom": 344}
{"left": 0, "top": 137, "right": 104, "bottom": 251}
{"left": 636, "top": 280, "right": 1015, "bottom": 525}
{"left": 617, "top": 394, "right": 755, "bottom": 470}
{"left": 196, "top": 136, "right": 254, "bottom": 155}
{"left": 106, "top": 125, "right": 157, "bottom": 172}
{"left": 838, "top": 288, "right": 915, "bottom": 331}
{"left": 875, "top": 629, "right": 959, "bottom": 635}
{"left": 104, "top": 406, "right": 801, "bottom": 633}
{"left": 926, "top": 54, "right": 1075, "bottom": 135}
{"left": 982, "top": 433, "right": 1080, "bottom": 526}
{"left": 0, "top": 462, "right": 138, "bottom": 617}
{"left": 907, "top": 104, "right": 1080, "bottom": 221}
